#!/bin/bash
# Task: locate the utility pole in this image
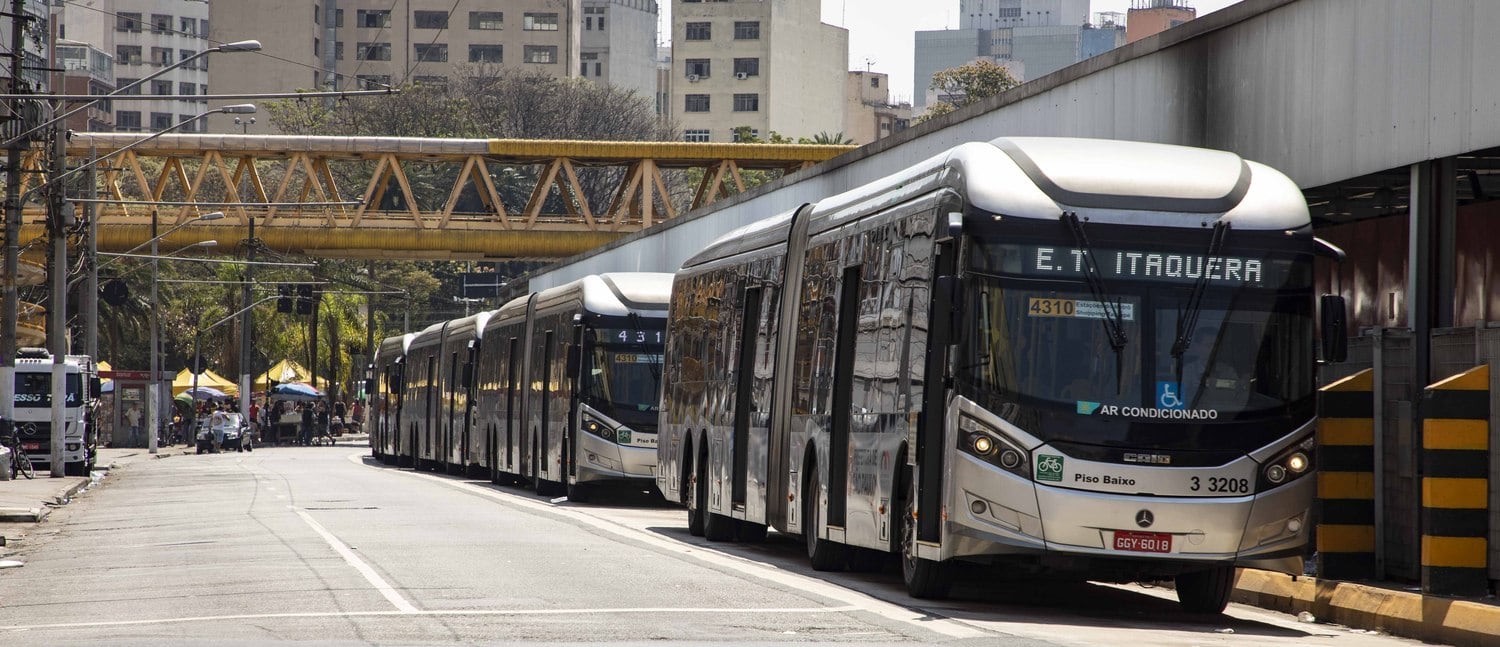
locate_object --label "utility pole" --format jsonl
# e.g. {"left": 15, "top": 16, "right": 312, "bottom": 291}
{"left": 46, "top": 109, "right": 66, "bottom": 477}
{"left": 366, "top": 260, "right": 375, "bottom": 401}
{"left": 238, "top": 217, "right": 253, "bottom": 418}
{"left": 83, "top": 145, "right": 96, "bottom": 359}
{"left": 2, "top": 0, "right": 33, "bottom": 437}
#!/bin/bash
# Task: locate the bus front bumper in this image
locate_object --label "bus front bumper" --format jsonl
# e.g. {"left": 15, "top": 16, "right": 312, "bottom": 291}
{"left": 576, "top": 433, "right": 657, "bottom": 484}
{"left": 942, "top": 455, "right": 1313, "bottom": 575}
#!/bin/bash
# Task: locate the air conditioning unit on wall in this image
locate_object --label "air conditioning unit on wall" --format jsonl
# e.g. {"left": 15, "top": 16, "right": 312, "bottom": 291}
{"left": 687, "top": 74, "right": 700, "bottom": 82}
{"left": 735, "top": 72, "right": 748, "bottom": 80}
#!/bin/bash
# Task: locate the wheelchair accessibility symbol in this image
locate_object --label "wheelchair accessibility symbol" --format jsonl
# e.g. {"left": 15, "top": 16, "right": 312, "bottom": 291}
{"left": 1156, "top": 381, "right": 1185, "bottom": 410}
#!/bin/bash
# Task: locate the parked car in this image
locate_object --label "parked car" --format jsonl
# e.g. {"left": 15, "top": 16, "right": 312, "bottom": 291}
{"left": 195, "top": 412, "right": 251, "bottom": 454}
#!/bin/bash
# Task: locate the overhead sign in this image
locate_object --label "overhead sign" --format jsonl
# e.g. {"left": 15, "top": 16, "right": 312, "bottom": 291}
{"left": 461, "top": 272, "right": 508, "bottom": 298}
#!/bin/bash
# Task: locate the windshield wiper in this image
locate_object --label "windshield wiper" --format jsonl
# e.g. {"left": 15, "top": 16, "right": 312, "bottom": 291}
{"left": 1061, "top": 212, "right": 1129, "bottom": 393}
{"left": 1170, "top": 220, "right": 1231, "bottom": 383}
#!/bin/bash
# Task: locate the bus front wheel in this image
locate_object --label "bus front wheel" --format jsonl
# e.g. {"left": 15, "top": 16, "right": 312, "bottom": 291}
{"left": 1175, "top": 565, "right": 1233, "bottom": 614}
{"left": 804, "top": 463, "right": 846, "bottom": 571}
{"left": 899, "top": 473, "right": 952, "bottom": 599}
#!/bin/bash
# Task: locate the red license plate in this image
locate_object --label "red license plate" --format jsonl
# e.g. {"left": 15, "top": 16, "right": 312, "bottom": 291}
{"left": 21, "top": 442, "right": 41, "bottom": 451}
{"left": 1114, "top": 530, "right": 1172, "bottom": 553}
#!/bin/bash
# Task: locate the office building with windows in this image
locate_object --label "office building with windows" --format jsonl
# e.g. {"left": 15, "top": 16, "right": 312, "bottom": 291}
{"left": 208, "top": 1, "right": 659, "bottom": 133}
{"left": 913, "top": 0, "right": 1093, "bottom": 111}
{"left": 672, "top": 0, "right": 847, "bottom": 142}
{"left": 59, "top": 0, "right": 210, "bottom": 132}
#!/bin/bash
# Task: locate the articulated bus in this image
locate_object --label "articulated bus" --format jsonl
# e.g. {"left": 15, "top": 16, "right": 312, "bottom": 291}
{"left": 371, "top": 273, "right": 672, "bottom": 500}
{"left": 369, "top": 332, "right": 414, "bottom": 464}
{"left": 656, "top": 137, "right": 1347, "bottom": 612}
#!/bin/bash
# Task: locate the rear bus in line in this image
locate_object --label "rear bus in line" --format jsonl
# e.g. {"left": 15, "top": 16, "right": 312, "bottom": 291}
{"left": 372, "top": 273, "right": 672, "bottom": 500}
{"left": 370, "top": 332, "right": 414, "bottom": 464}
{"left": 656, "top": 137, "right": 1346, "bottom": 613}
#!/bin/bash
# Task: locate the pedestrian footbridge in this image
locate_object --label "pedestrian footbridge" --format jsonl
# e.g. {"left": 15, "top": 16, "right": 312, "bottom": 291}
{"left": 14, "top": 134, "right": 849, "bottom": 259}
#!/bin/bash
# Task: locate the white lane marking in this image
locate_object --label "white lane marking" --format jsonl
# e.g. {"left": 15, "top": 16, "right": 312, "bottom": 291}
{"left": 291, "top": 506, "right": 419, "bottom": 614}
{"left": 351, "top": 453, "right": 988, "bottom": 639}
{"left": 1, "top": 606, "right": 858, "bottom": 632}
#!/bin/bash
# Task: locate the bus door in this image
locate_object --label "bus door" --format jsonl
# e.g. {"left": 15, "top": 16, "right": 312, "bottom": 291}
{"left": 506, "top": 337, "right": 519, "bottom": 471}
{"left": 539, "top": 330, "right": 554, "bottom": 480}
{"left": 731, "top": 287, "right": 762, "bottom": 508}
{"left": 917, "top": 233, "right": 958, "bottom": 543}
{"left": 827, "top": 266, "right": 862, "bottom": 528}
{"left": 462, "top": 342, "right": 478, "bottom": 469}
{"left": 565, "top": 325, "right": 583, "bottom": 480}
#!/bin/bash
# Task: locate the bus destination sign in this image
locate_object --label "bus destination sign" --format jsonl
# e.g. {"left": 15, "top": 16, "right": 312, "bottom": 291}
{"left": 1021, "top": 246, "right": 1292, "bottom": 287}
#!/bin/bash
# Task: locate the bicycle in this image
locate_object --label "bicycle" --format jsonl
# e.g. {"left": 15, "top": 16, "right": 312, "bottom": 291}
{"left": 1, "top": 434, "right": 36, "bottom": 480}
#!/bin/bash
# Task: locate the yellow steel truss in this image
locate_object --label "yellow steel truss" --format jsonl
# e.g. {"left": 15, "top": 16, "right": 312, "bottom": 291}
{"left": 18, "top": 134, "right": 851, "bottom": 259}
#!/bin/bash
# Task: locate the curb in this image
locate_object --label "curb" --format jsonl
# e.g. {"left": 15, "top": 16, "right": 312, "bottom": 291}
{"left": 0, "top": 507, "right": 48, "bottom": 523}
{"left": 1234, "top": 569, "right": 1500, "bottom": 646}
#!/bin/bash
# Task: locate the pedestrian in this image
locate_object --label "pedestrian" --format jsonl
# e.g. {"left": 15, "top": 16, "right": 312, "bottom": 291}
{"left": 316, "top": 400, "right": 330, "bottom": 441}
{"left": 350, "top": 399, "right": 364, "bottom": 431}
{"left": 334, "top": 399, "right": 347, "bottom": 433}
{"left": 249, "top": 400, "right": 260, "bottom": 439}
{"left": 125, "top": 403, "right": 142, "bottom": 448}
{"left": 299, "top": 402, "right": 314, "bottom": 446}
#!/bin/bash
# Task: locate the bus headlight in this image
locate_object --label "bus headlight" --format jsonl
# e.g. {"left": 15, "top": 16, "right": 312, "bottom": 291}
{"left": 582, "top": 415, "right": 617, "bottom": 442}
{"left": 957, "top": 415, "right": 1029, "bottom": 478}
{"left": 1259, "top": 436, "right": 1315, "bottom": 491}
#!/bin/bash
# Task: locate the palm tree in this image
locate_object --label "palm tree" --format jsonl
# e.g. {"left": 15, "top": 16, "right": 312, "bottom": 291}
{"left": 808, "top": 131, "right": 855, "bottom": 146}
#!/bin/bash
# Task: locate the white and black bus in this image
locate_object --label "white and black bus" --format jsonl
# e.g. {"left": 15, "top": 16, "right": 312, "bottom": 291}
{"left": 372, "top": 273, "right": 672, "bottom": 500}
{"left": 656, "top": 137, "right": 1346, "bottom": 612}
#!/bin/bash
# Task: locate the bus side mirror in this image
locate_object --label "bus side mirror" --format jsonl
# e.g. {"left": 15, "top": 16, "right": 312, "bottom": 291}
{"left": 90, "top": 377, "right": 102, "bottom": 399}
{"left": 1320, "top": 294, "right": 1348, "bottom": 363}
{"left": 566, "top": 345, "right": 581, "bottom": 379}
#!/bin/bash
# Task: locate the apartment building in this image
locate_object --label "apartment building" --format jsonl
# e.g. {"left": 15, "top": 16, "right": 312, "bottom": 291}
{"left": 0, "top": 0, "right": 49, "bottom": 93}
{"left": 61, "top": 0, "right": 210, "bottom": 132}
{"left": 672, "top": 0, "right": 847, "bottom": 143}
{"left": 913, "top": 0, "right": 1091, "bottom": 111}
{"left": 55, "top": 40, "right": 116, "bottom": 132}
{"left": 843, "top": 71, "right": 908, "bottom": 146}
{"left": 1126, "top": 0, "right": 1196, "bottom": 43}
{"left": 581, "top": 0, "right": 659, "bottom": 100}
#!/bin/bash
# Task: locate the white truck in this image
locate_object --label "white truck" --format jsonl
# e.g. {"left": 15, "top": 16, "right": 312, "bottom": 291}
{"left": 11, "top": 348, "right": 100, "bottom": 475}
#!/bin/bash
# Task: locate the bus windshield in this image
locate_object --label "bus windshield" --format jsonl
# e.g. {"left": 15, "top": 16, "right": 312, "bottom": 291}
{"left": 581, "top": 322, "right": 665, "bottom": 428}
{"left": 955, "top": 228, "right": 1316, "bottom": 453}
{"left": 15, "top": 372, "right": 83, "bottom": 408}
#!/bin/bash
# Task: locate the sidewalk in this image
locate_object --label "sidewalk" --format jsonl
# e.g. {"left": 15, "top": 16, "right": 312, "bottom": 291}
{"left": 0, "top": 445, "right": 189, "bottom": 523}
{"left": 1233, "top": 569, "right": 1500, "bottom": 646}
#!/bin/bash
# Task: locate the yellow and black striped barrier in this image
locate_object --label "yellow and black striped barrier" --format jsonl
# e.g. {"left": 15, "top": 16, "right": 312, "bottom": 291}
{"left": 1420, "top": 364, "right": 1490, "bottom": 596}
{"left": 1317, "top": 369, "right": 1377, "bottom": 580}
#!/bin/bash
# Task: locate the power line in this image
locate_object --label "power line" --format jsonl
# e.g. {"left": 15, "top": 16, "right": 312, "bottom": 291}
{"left": 399, "top": 0, "right": 463, "bottom": 86}
{"left": 347, "top": 0, "right": 404, "bottom": 91}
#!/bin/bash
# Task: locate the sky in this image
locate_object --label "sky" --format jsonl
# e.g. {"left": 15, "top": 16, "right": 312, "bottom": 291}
{"left": 661, "top": 1, "right": 1242, "bottom": 106}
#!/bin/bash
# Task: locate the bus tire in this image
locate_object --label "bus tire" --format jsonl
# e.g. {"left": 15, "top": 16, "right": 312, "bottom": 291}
{"left": 804, "top": 463, "right": 846, "bottom": 571}
{"left": 685, "top": 441, "right": 705, "bottom": 536}
{"left": 1175, "top": 565, "right": 1233, "bottom": 614}
{"left": 735, "top": 520, "right": 768, "bottom": 543}
{"left": 899, "top": 472, "right": 952, "bottom": 599}
{"left": 702, "top": 458, "right": 736, "bottom": 542}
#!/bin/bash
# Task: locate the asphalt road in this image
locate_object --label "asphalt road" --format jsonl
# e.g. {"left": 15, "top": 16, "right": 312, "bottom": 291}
{"left": 0, "top": 445, "right": 1426, "bottom": 646}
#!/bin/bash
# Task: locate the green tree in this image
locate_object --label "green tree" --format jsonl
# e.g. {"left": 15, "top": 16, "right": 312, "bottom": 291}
{"left": 916, "top": 59, "right": 1021, "bottom": 123}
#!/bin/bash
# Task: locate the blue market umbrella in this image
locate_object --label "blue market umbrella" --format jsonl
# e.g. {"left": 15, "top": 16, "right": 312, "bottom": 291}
{"left": 270, "top": 382, "right": 324, "bottom": 402}
{"left": 183, "top": 386, "right": 229, "bottom": 400}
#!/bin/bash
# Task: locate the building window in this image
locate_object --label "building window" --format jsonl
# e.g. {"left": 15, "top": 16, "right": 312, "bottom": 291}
{"left": 335, "top": 41, "right": 344, "bottom": 60}
{"left": 685, "top": 22, "right": 711, "bottom": 40}
{"left": 731, "top": 128, "right": 759, "bottom": 142}
{"left": 150, "top": 112, "right": 173, "bottom": 131}
{"left": 595, "top": 62, "right": 602, "bottom": 76}
{"left": 358, "top": 9, "right": 391, "bottom": 28}
{"left": 414, "top": 44, "right": 448, "bottom": 62}
{"left": 523, "top": 13, "right": 558, "bottom": 31}
{"left": 200, "top": 83, "right": 209, "bottom": 96}
{"left": 469, "top": 11, "right": 502, "bottom": 29}
{"left": 684, "top": 94, "right": 709, "bottom": 112}
{"left": 201, "top": 19, "right": 210, "bottom": 37}
{"left": 685, "top": 59, "right": 710, "bottom": 79}
{"left": 116, "top": 46, "right": 141, "bottom": 65}
{"left": 151, "top": 80, "right": 171, "bottom": 95}
{"left": 178, "top": 115, "right": 198, "bottom": 133}
{"left": 116, "top": 13, "right": 141, "bottom": 33}
{"left": 684, "top": 129, "right": 710, "bottom": 143}
{"left": 734, "top": 21, "right": 760, "bottom": 39}
{"left": 599, "top": 17, "right": 606, "bottom": 30}
{"left": 524, "top": 45, "right": 557, "bottom": 63}
{"left": 179, "top": 50, "right": 197, "bottom": 69}
{"left": 585, "top": 16, "right": 592, "bottom": 30}
{"left": 335, "top": 9, "right": 344, "bottom": 27}
{"left": 733, "top": 93, "right": 759, "bottom": 112}
{"left": 179, "top": 17, "right": 196, "bottom": 36}
{"left": 356, "top": 75, "right": 391, "bottom": 90}
{"left": 151, "top": 47, "right": 171, "bottom": 67}
{"left": 414, "top": 76, "right": 448, "bottom": 87}
{"left": 469, "top": 44, "right": 503, "bottom": 63}
{"left": 414, "top": 10, "right": 448, "bottom": 29}
{"left": 357, "top": 43, "right": 392, "bottom": 61}
{"left": 733, "top": 58, "right": 758, "bottom": 77}
{"left": 178, "top": 82, "right": 196, "bottom": 95}
{"left": 151, "top": 14, "right": 171, "bottom": 34}
{"left": 115, "top": 111, "right": 141, "bottom": 131}
{"left": 116, "top": 78, "right": 140, "bottom": 95}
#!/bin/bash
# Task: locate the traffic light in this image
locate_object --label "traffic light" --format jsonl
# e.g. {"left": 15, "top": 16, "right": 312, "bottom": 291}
{"left": 277, "top": 284, "right": 293, "bottom": 313}
{"left": 296, "top": 284, "right": 315, "bottom": 315}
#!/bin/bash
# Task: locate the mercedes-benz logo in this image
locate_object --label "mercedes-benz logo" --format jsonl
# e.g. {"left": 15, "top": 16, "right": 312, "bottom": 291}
{"left": 1135, "top": 509, "right": 1154, "bottom": 528}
